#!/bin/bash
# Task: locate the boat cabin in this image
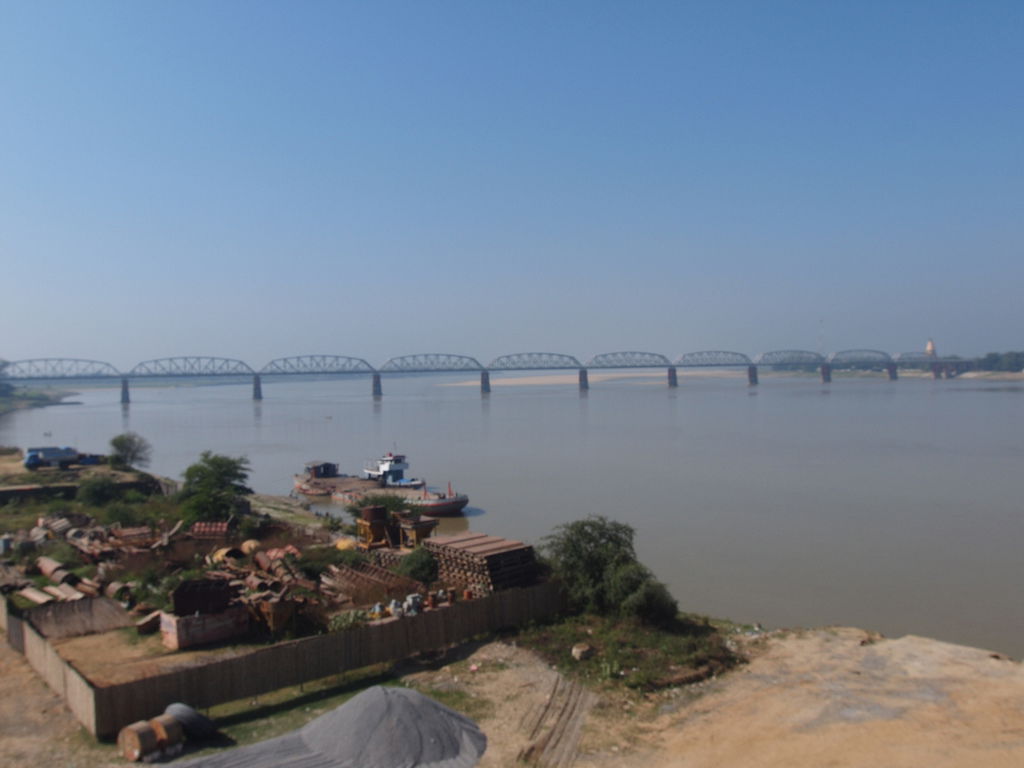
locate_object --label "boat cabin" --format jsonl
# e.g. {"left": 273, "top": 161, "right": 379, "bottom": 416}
{"left": 304, "top": 461, "right": 339, "bottom": 479}
{"left": 362, "top": 453, "right": 412, "bottom": 483}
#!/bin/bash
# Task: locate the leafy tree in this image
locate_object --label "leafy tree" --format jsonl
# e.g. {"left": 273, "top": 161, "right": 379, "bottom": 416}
{"left": 343, "top": 493, "right": 413, "bottom": 521}
{"left": 394, "top": 547, "right": 438, "bottom": 585}
{"left": 541, "top": 515, "right": 638, "bottom": 615}
{"left": 109, "top": 432, "right": 152, "bottom": 469}
{"left": 541, "top": 515, "right": 678, "bottom": 626}
{"left": 182, "top": 451, "right": 251, "bottom": 495}
{"left": 179, "top": 451, "right": 251, "bottom": 524}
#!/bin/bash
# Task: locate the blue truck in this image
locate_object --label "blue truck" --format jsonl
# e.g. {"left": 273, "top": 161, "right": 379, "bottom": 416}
{"left": 23, "top": 446, "right": 81, "bottom": 470}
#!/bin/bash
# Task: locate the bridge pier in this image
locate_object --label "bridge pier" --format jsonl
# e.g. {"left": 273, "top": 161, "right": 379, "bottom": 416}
{"left": 667, "top": 366, "right": 677, "bottom": 387}
{"left": 120, "top": 377, "right": 130, "bottom": 404}
{"left": 886, "top": 363, "right": 898, "bottom": 381}
{"left": 578, "top": 368, "right": 589, "bottom": 391}
{"left": 747, "top": 365, "right": 759, "bottom": 386}
{"left": 252, "top": 374, "right": 262, "bottom": 400}
{"left": 931, "top": 364, "right": 942, "bottom": 380}
{"left": 480, "top": 370, "right": 491, "bottom": 394}
{"left": 372, "top": 373, "right": 382, "bottom": 397}
{"left": 820, "top": 363, "right": 832, "bottom": 384}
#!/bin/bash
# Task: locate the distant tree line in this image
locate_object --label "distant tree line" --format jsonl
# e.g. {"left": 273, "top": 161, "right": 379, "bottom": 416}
{"left": 977, "top": 351, "right": 1024, "bottom": 373}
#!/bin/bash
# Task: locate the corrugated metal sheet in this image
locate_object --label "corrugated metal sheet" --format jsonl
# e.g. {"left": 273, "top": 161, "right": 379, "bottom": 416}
{"left": 189, "top": 522, "right": 231, "bottom": 538}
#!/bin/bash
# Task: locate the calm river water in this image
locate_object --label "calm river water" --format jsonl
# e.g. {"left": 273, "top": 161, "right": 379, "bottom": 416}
{"left": 2, "top": 372, "right": 1021, "bottom": 656}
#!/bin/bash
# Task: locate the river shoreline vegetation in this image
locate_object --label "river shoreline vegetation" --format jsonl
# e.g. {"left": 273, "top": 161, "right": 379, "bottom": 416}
{"left": 0, "top": 383, "right": 72, "bottom": 416}
{"left": 976, "top": 350, "right": 1024, "bottom": 372}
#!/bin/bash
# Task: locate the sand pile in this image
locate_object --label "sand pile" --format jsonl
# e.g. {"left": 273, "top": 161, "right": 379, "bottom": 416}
{"left": 178, "top": 685, "right": 486, "bottom": 768}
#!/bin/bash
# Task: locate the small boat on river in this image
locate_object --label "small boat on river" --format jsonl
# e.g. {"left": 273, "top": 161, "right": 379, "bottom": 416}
{"left": 359, "top": 453, "right": 425, "bottom": 488}
{"left": 296, "top": 454, "right": 469, "bottom": 516}
{"left": 407, "top": 483, "right": 470, "bottom": 516}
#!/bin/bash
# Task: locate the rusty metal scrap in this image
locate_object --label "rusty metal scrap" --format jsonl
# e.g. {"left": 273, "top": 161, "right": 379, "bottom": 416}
{"left": 320, "top": 562, "right": 422, "bottom": 606}
{"left": 0, "top": 563, "right": 30, "bottom": 593}
{"left": 110, "top": 525, "right": 158, "bottom": 544}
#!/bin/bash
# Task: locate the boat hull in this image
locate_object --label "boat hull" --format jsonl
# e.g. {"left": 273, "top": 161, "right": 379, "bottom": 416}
{"left": 412, "top": 495, "right": 470, "bottom": 517}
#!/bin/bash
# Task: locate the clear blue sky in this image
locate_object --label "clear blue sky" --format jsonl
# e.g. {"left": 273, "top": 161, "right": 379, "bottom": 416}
{"left": 2, "top": 1, "right": 1021, "bottom": 368}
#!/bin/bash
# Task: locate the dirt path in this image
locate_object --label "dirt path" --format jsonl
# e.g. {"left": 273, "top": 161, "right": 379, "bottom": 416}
{"left": 0, "top": 634, "right": 120, "bottom": 768}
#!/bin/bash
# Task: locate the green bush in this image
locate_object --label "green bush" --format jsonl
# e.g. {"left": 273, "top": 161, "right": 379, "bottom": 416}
{"left": 103, "top": 502, "right": 144, "bottom": 527}
{"left": 394, "top": 547, "right": 438, "bottom": 585}
{"left": 328, "top": 610, "right": 367, "bottom": 632}
{"left": 77, "top": 476, "right": 120, "bottom": 506}
{"left": 296, "top": 547, "right": 367, "bottom": 579}
{"left": 541, "top": 515, "right": 678, "bottom": 626}
{"left": 604, "top": 562, "right": 651, "bottom": 607}
{"left": 619, "top": 578, "right": 679, "bottom": 627}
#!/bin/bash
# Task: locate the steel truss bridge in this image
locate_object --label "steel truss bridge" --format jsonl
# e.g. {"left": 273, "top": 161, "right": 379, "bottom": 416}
{"left": 0, "top": 349, "right": 970, "bottom": 402}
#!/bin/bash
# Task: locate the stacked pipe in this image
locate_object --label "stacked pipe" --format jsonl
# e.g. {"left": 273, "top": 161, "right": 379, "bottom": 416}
{"left": 423, "top": 532, "right": 537, "bottom": 593}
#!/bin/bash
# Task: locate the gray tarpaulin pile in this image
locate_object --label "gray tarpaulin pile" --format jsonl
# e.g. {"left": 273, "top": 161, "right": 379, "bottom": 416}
{"left": 176, "top": 685, "right": 487, "bottom": 768}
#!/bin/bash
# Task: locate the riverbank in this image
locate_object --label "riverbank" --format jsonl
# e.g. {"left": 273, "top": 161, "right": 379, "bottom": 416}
{"left": 0, "top": 388, "right": 75, "bottom": 417}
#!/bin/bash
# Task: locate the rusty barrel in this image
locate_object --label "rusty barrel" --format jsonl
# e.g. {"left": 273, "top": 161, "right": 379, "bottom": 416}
{"left": 104, "top": 580, "right": 130, "bottom": 600}
{"left": 254, "top": 551, "right": 273, "bottom": 571}
{"left": 118, "top": 720, "right": 159, "bottom": 762}
{"left": 150, "top": 712, "right": 185, "bottom": 750}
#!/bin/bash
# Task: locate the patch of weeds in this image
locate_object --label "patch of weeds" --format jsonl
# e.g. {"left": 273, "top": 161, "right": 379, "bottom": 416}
{"left": 515, "top": 613, "right": 738, "bottom": 693}
{"left": 408, "top": 681, "right": 493, "bottom": 722}
{"left": 118, "top": 627, "right": 143, "bottom": 645}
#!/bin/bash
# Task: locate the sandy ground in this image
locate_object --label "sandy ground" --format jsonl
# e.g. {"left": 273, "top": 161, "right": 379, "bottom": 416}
{"left": 0, "top": 450, "right": 27, "bottom": 477}
{"left": 606, "top": 628, "right": 1024, "bottom": 768}
{"left": 2, "top": 626, "right": 1022, "bottom": 767}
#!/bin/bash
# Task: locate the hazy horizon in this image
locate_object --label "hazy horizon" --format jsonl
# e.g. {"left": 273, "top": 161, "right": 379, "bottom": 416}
{"left": 2, "top": 2, "right": 1021, "bottom": 365}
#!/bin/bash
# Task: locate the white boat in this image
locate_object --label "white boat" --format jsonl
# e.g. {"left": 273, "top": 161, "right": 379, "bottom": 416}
{"left": 360, "top": 453, "right": 425, "bottom": 488}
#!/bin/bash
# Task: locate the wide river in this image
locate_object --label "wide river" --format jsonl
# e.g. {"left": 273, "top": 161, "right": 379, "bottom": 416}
{"left": 2, "top": 372, "right": 1021, "bottom": 656}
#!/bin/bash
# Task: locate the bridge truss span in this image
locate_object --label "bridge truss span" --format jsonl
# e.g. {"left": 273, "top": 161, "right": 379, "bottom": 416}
{"left": 487, "top": 352, "right": 583, "bottom": 370}
{"left": 587, "top": 351, "right": 672, "bottom": 368}
{"left": 379, "top": 354, "right": 483, "bottom": 373}
{"left": 260, "top": 355, "right": 375, "bottom": 375}
{"left": 828, "top": 349, "right": 893, "bottom": 366}
{"left": 893, "top": 352, "right": 954, "bottom": 366}
{"left": 2, "top": 358, "right": 122, "bottom": 379}
{"left": 753, "top": 350, "right": 826, "bottom": 367}
{"left": 130, "top": 357, "right": 256, "bottom": 377}
{"left": 676, "top": 350, "right": 753, "bottom": 367}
